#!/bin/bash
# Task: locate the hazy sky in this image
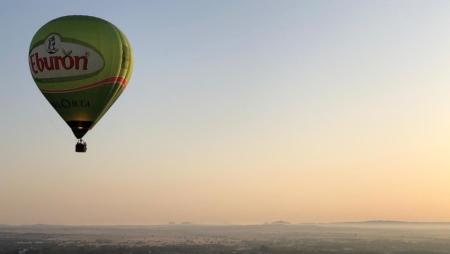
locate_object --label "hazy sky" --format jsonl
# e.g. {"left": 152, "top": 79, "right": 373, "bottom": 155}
{"left": 2, "top": 0, "right": 450, "bottom": 225}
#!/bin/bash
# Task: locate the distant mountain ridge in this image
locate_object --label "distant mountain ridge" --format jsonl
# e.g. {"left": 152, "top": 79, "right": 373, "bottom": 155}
{"left": 345, "top": 220, "right": 409, "bottom": 224}
{"left": 2, "top": 221, "right": 450, "bottom": 227}
{"left": 270, "top": 221, "right": 292, "bottom": 225}
{"left": 340, "top": 220, "right": 450, "bottom": 224}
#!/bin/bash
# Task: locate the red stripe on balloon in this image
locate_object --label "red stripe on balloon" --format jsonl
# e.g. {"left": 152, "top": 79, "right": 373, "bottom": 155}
{"left": 39, "top": 77, "right": 128, "bottom": 93}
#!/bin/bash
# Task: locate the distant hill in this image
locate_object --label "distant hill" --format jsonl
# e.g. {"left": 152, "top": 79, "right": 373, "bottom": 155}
{"left": 366, "top": 220, "right": 410, "bottom": 223}
{"left": 357, "top": 220, "right": 409, "bottom": 224}
{"left": 270, "top": 221, "right": 292, "bottom": 225}
{"left": 340, "top": 220, "right": 450, "bottom": 225}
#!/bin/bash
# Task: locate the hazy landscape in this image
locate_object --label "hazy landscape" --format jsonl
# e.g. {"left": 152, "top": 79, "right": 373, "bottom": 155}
{"left": 2, "top": 222, "right": 450, "bottom": 253}
{"left": 4, "top": 1, "right": 450, "bottom": 253}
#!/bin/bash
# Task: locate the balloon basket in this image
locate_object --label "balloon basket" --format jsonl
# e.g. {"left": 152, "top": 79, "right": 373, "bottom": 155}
{"left": 76, "top": 140, "right": 87, "bottom": 153}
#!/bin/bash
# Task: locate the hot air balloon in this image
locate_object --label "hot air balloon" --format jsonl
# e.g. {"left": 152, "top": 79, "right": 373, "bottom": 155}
{"left": 28, "top": 16, "right": 133, "bottom": 152}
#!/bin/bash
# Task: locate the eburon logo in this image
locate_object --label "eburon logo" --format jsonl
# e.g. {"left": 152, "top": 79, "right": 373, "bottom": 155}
{"left": 46, "top": 34, "right": 60, "bottom": 54}
{"left": 29, "top": 33, "right": 104, "bottom": 82}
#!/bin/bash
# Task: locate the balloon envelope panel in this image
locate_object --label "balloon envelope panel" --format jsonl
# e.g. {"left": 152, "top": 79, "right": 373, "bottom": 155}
{"left": 29, "top": 16, "right": 133, "bottom": 139}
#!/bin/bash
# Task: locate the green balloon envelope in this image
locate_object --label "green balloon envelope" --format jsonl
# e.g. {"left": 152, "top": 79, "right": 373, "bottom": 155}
{"left": 29, "top": 15, "right": 134, "bottom": 139}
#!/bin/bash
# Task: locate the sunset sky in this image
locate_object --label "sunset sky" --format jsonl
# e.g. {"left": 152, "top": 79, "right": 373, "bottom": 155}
{"left": 2, "top": 0, "right": 450, "bottom": 225}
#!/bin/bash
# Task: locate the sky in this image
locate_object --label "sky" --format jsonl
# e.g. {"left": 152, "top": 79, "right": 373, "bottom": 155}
{"left": 2, "top": 0, "right": 450, "bottom": 225}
